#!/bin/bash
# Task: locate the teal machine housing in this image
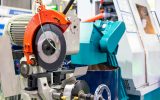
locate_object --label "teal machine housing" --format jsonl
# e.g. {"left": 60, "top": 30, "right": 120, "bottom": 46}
{"left": 71, "top": 20, "right": 128, "bottom": 100}
{"left": 71, "top": 20, "right": 125, "bottom": 66}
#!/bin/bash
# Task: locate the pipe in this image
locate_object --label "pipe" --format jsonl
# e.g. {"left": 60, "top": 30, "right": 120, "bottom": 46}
{"left": 83, "top": 13, "right": 105, "bottom": 22}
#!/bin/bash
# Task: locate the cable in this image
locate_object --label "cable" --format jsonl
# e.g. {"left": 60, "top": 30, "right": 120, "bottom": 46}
{"left": 63, "top": 0, "right": 75, "bottom": 14}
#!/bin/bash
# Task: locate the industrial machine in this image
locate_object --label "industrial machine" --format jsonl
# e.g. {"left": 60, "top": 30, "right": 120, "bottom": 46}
{"left": 77, "top": 0, "right": 160, "bottom": 99}
{"left": 0, "top": 0, "right": 126, "bottom": 100}
{"left": 2, "top": 0, "right": 160, "bottom": 99}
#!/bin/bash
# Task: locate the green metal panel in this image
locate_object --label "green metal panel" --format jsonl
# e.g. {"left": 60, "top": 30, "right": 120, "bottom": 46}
{"left": 71, "top": 20, "right": 125, "bottom": 65}
{"left": 128, "top": 88, "right": 160, "bottom": 100}
{"left": 144, "top": 88, "right": 160, "bottom": 100}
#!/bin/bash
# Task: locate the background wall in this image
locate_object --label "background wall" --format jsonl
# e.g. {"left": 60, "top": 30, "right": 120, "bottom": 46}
{"left": 1, "top": 0, "right": 32, "bottom": 9}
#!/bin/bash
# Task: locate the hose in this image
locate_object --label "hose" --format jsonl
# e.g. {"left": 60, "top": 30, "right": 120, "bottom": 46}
{"left": 63, "top": 0, "right": 75, "bottom": 14}
{"left": 83, "top": 13, "right": 105, "bottom": 22}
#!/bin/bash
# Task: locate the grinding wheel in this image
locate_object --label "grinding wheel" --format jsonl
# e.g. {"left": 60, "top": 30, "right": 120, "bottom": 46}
{"left": 34, "top": 24, "right": 66, "bottom": 71}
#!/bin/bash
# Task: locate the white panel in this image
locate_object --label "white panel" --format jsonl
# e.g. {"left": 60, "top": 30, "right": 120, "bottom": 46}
{"left": 115, "top": 0, "right": 146, "bottom": 89}
{"left": 142, "top": 35, "right": 160, "bottom": 85}
{"left": 117, "top": 0, "right": 131, "bottom": 12}
{"left": 121, "top": 13, "right": 137, "bottom": 32}
{"left": 0, "top": 34, "right": 21, "bottom": 97}
{"left": 155, "top": 0, "right": 160, "bottom": 24}
{"left": 151, "top": 12, "right": 160, "bottom": 33}
{"left": 128, "top": 0, "right": 160, "bottom": 86}
{"left": 0, "top": 7, "right": 9, "bottom": 16}
{"left": 147, "top": 0, "right": 155, "bottom": 11}
{"left": 117, "top": 33, "right": 146, "bottom": 88}
{"left": 77, "top": 0, "right": 93, "bottom": 21}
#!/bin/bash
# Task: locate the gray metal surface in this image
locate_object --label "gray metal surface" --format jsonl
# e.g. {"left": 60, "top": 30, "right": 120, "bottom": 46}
{"left": 37, "top": 31, "right": 61, "bottom": 64}
{"left": 38, "top": 78, "right": 55, "bottom": 100}
{"left": 1, "top": 0, "right": 32, "bottom": 9}
{"left": 63, "top": 84, "right": 75, "bottom": 100}
{"left": 64, "top": 14, "right": 80, "bottom": 55}
{"left": 6, "top": 14, "right": 32, "bottom": 45}
{"left": 0, "top": 34, "right": 21, "bottom": 98}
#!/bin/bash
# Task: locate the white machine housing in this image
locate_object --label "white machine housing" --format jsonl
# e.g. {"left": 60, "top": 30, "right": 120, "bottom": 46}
{"left": 117, "top": 0, "right": 160, "bottom": 95}
{"left": 77, "top": 0, "right": 160, "bottom": 97}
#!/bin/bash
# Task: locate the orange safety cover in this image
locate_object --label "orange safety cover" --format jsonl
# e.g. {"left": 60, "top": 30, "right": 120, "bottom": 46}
{"left": 23, "top": 9, "right": 70, "bottom": 64}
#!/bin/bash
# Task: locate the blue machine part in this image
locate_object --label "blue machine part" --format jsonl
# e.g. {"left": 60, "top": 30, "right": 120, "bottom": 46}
{"left": 71, "top": 20, "right": 125, "bottom": 65}
{"left": 0, "top": 24, "right": 5, "bottom": 36}
{"left": 14, "top": 59, "right": 21, "bottom": 75}
{"left": 9, "top": 9, "right": 31, "bottom": 15}
{"left": 12, "top": 45, "right": 23, "bottom": 50}
{"left": 12, "top": 45, "right": 23, "bottom": 75}
{"left": 0, "top": 6, "right": 32, "bottom": 16}
{"left": 79, "top": 66, "right": 119, "bottom": 100}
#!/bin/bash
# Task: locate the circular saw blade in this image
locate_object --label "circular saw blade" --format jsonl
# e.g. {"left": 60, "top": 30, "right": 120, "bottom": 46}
{"left": 34, "top": 24, "right": 66, "bottom": 71}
